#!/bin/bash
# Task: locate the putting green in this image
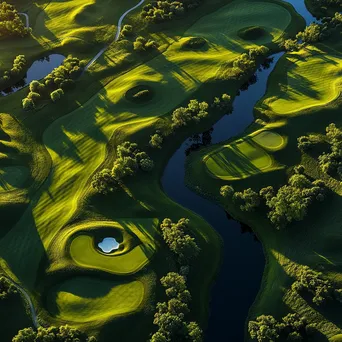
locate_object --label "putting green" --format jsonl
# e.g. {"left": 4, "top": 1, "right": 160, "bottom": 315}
{"left": 70, "top": 235, "right": 153, "bottom": 275}
{"left": 48, "top": 277, "right": 144, "bottom": 323}
{"left": 0, "top": 167, "right": 29, "bottom": 192}
{"left": 204, "top": 138, "right": 276, "bottom": 180}
{"left": 260, "top": 46, "right": 342, "bottom": 115}
{"left": 252, "top": 130, "right": 285, "bottom": 151}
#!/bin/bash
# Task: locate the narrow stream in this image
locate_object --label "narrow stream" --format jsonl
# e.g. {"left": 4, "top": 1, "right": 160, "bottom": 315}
{"left": 162, "top": 1, "right": 317, "bottom": 340}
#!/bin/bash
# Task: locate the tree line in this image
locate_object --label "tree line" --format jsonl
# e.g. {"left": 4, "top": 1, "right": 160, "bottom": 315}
{"left": 22, "top": 56, "right": 85, "bottom": 110}
{"left": 141, "top": 0, "right": 201, "bottom": 24}
{"left": 221, "top": 166, "right": 328, "bottom": 229}
{"left": 0, "top": 55, "right": 26, "bottom": 89}
{"left": 150, "top": 218, "right": 202, "bottom": 341}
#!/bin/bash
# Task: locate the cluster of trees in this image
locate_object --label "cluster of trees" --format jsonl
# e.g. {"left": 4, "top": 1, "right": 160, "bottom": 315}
{"left": 232, "top": 46, "right": 269, "bottom": 78}
{"left": 0, "top": 2, "right": 29, "bottom": 39}
{"left": 141, "top": 0, "right": 201, "bottom": 23}
{"left": 318, "top": 123, "right": 342, "bottom": 179}
{"left": 249, "top": 313, "right": 319, "bottom": 342}
{"left": 22, "top": 56, "right": 85, "bottom": 110}
{"left": 171, "top": 99, "right": 209, "bottom": 129}
{"left": 221, "top": 166, "right": 327, "bottom": 229}
{"left": 0, "top": 55, "right": 26, "bottom": 88}
{"left": 298, "top": 123, "right": 342, "bottom": 180}
{"left": 160, "top": 218, "right": 200, "bottom": 265}
{"left": 151, "top": 272, "right": 202, "bottom": 342}
{"left": 282, "top": 12, "right": 342, "bottom": 51}
{"left": 149, "top": 94, "right": 233, "bottom": 150}
{"left": 12, "top": 325, "right": 96, "bottom": 342}
{"left": 91, "top": 141, "right": 154, "bottom": 194}
{"left": 310, "top": 0, "right": 341, "bottom": 13}
{"left": 0, "top": 276, "right": 17, "bottom": 300}
{"left": 211, "top": 93, "right": 232, "bottom": 113}
{"left": 292, "top": 266, "right": 342, "bottom": 306}
{"left": 133, "top": 36, "right": 158, "bottom": 52}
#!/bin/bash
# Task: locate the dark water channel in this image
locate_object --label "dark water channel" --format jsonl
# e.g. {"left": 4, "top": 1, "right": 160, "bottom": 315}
{"left": 0, "top": 54, "right": 65, "bottom": 96}
{"left": 162, "top": 1, "right": 317, "bottom": 341}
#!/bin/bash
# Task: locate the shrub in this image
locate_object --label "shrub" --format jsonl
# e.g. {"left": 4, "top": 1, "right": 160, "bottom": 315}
{"left": 50, "top": 88, "right": 64, "bottom": 102}
{"left": 22, "top": 97, "right": 34, "bottom": 111}
{"left": 233, "top": 188, "right": 260, "bottom": 212}
{"left": 150, "top": 133, "right": 163, "bottom": 149}
{"left": 220, "top": 185, "right": 234, "bottom": 198}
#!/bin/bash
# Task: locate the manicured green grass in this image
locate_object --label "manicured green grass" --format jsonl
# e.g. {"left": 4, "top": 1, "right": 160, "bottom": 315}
{"left": 257, "top": 45, "right": 342, "bottom": 116}
{"left": 0, "top": 166, "right": 29, "bottom": 192}
{"left": 47, "top": 277, "right": 144, "bottom": 324}
{"left": 203, "top": 129, "right": 285, "bottom": 181}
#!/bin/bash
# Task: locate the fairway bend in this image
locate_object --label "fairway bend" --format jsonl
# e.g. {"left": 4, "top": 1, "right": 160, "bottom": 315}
{"left": 85, "top": 0, "right": 145, "bottom": 70}
{"left": 162, "top": 1, "right": 318, "bottom": 340}
{"left": 3, "top": 276, "right": 38, "bottom": 329}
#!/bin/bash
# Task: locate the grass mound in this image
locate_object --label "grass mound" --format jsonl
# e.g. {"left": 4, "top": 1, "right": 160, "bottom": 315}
{"left": 47, "top": 277, "right": 144, "bottom": 323}
{"left": 237, "top": 26, "right": 267, "bottom": 40}
{"left": 180, "top": 37, "right": 207, "bottom": 50}
{"left": 125, "top": 85, "right": 154, "bottom": 104}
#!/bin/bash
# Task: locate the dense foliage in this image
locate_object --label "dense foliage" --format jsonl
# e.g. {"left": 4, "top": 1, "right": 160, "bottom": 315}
{"left": 220, "top": 168, "right": 327, "bottom": 229}
{"left": 0, "top": 276, "right": 17, "bottom": 300}
{"left": 141, "top": 0, "right": 201, "bottom": 23}
{"left": 92, "top": 141, "right": 154, "bottom": 194}
{"left": 248, "top": 313, "right": 318, "bottom": 342}
{"left": 12, "top": 325, "right": 96, "bottom": 342}
{"left": 282, "top": 13, "right": 342, "bottom": 51}
{"left": 0, "top": 2, "right": 29, "bottom": 39}
{"left": 0, "top": 55, "right": 26, "bottom": 88}
{"left": 133, "top": 36, "right": 158, "bottom": 52}
{"left": 151, "top": 272, "right": 202, "bottom": 342}
{"left": 292, "top": 266, "right": 342, "bottom": 305}
{"left": 160, "top": 218, "right": 200, "bottom": 265}
{"left": 318, "top": 123, "right": 342, "bottom": 179}
{"left": 171, "top": 99, "right": 209, "bottom": 129}
{"left": 22, "top": 56, "right": 84, "bottom": 110}
{"left": 232, "top": 46, "right": 269, "bottom": 78}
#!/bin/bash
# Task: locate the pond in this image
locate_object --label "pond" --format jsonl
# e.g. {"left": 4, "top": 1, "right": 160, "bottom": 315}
{"left": 98, "top": 237, "right": 120, "bottom": 254}
{"left": 0, "top": 54, "right": 65, "bottom": 96}
{"left": 162, "top": 1, "right": 318, "bottom": 340}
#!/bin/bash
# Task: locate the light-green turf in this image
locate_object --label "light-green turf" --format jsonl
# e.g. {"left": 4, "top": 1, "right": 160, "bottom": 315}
{"left": 70, "top": 235, "right": 152, "bottom": 275}
{"left": 0, "top": 166, "right": 29, "bottom": 192}
{"left": 251, "top": 130, "right": 285, "bottom": 151}
{"left": 47, "top": 277, "right": 144, "bottom": 323}
{"left": 204, "top": 133, "right": 283, "bottom": 180}
{"left": 258, "top": 45, "right": 342, "bottom": 116}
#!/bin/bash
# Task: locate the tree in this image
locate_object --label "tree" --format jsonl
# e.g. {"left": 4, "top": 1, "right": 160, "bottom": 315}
{"left": 139, "top": 157, "right": 154, "bottom": 172}
{"left": 233, "top": 188, "right": 260, "bottom": 212}
{"left": 187, "top": 322, "right": 203, "bottom": 342}
{"left": 220, "top": 185, "right": 234, "bottom": 198}
{"left": 22, "top": 97, "right": 34, "bottom": 111}
{"left": 50, "top": 88, "right": 64, "bottom": 102}
{"left": 160, "top": 218, "right": 200, "bottom": 264}
{"left": 248, "top": 315, "right": 279, "bottom": 342}
{"left": 91, "top": 168, "right": 118, "bottom": 194}
{"left": 150, "top": 133, "right": 163, "bottom": 149}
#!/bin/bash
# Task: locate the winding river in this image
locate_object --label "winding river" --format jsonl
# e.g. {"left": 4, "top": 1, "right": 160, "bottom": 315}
{"left": 162, "top": 1, "right": 317, "bottom": 340}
